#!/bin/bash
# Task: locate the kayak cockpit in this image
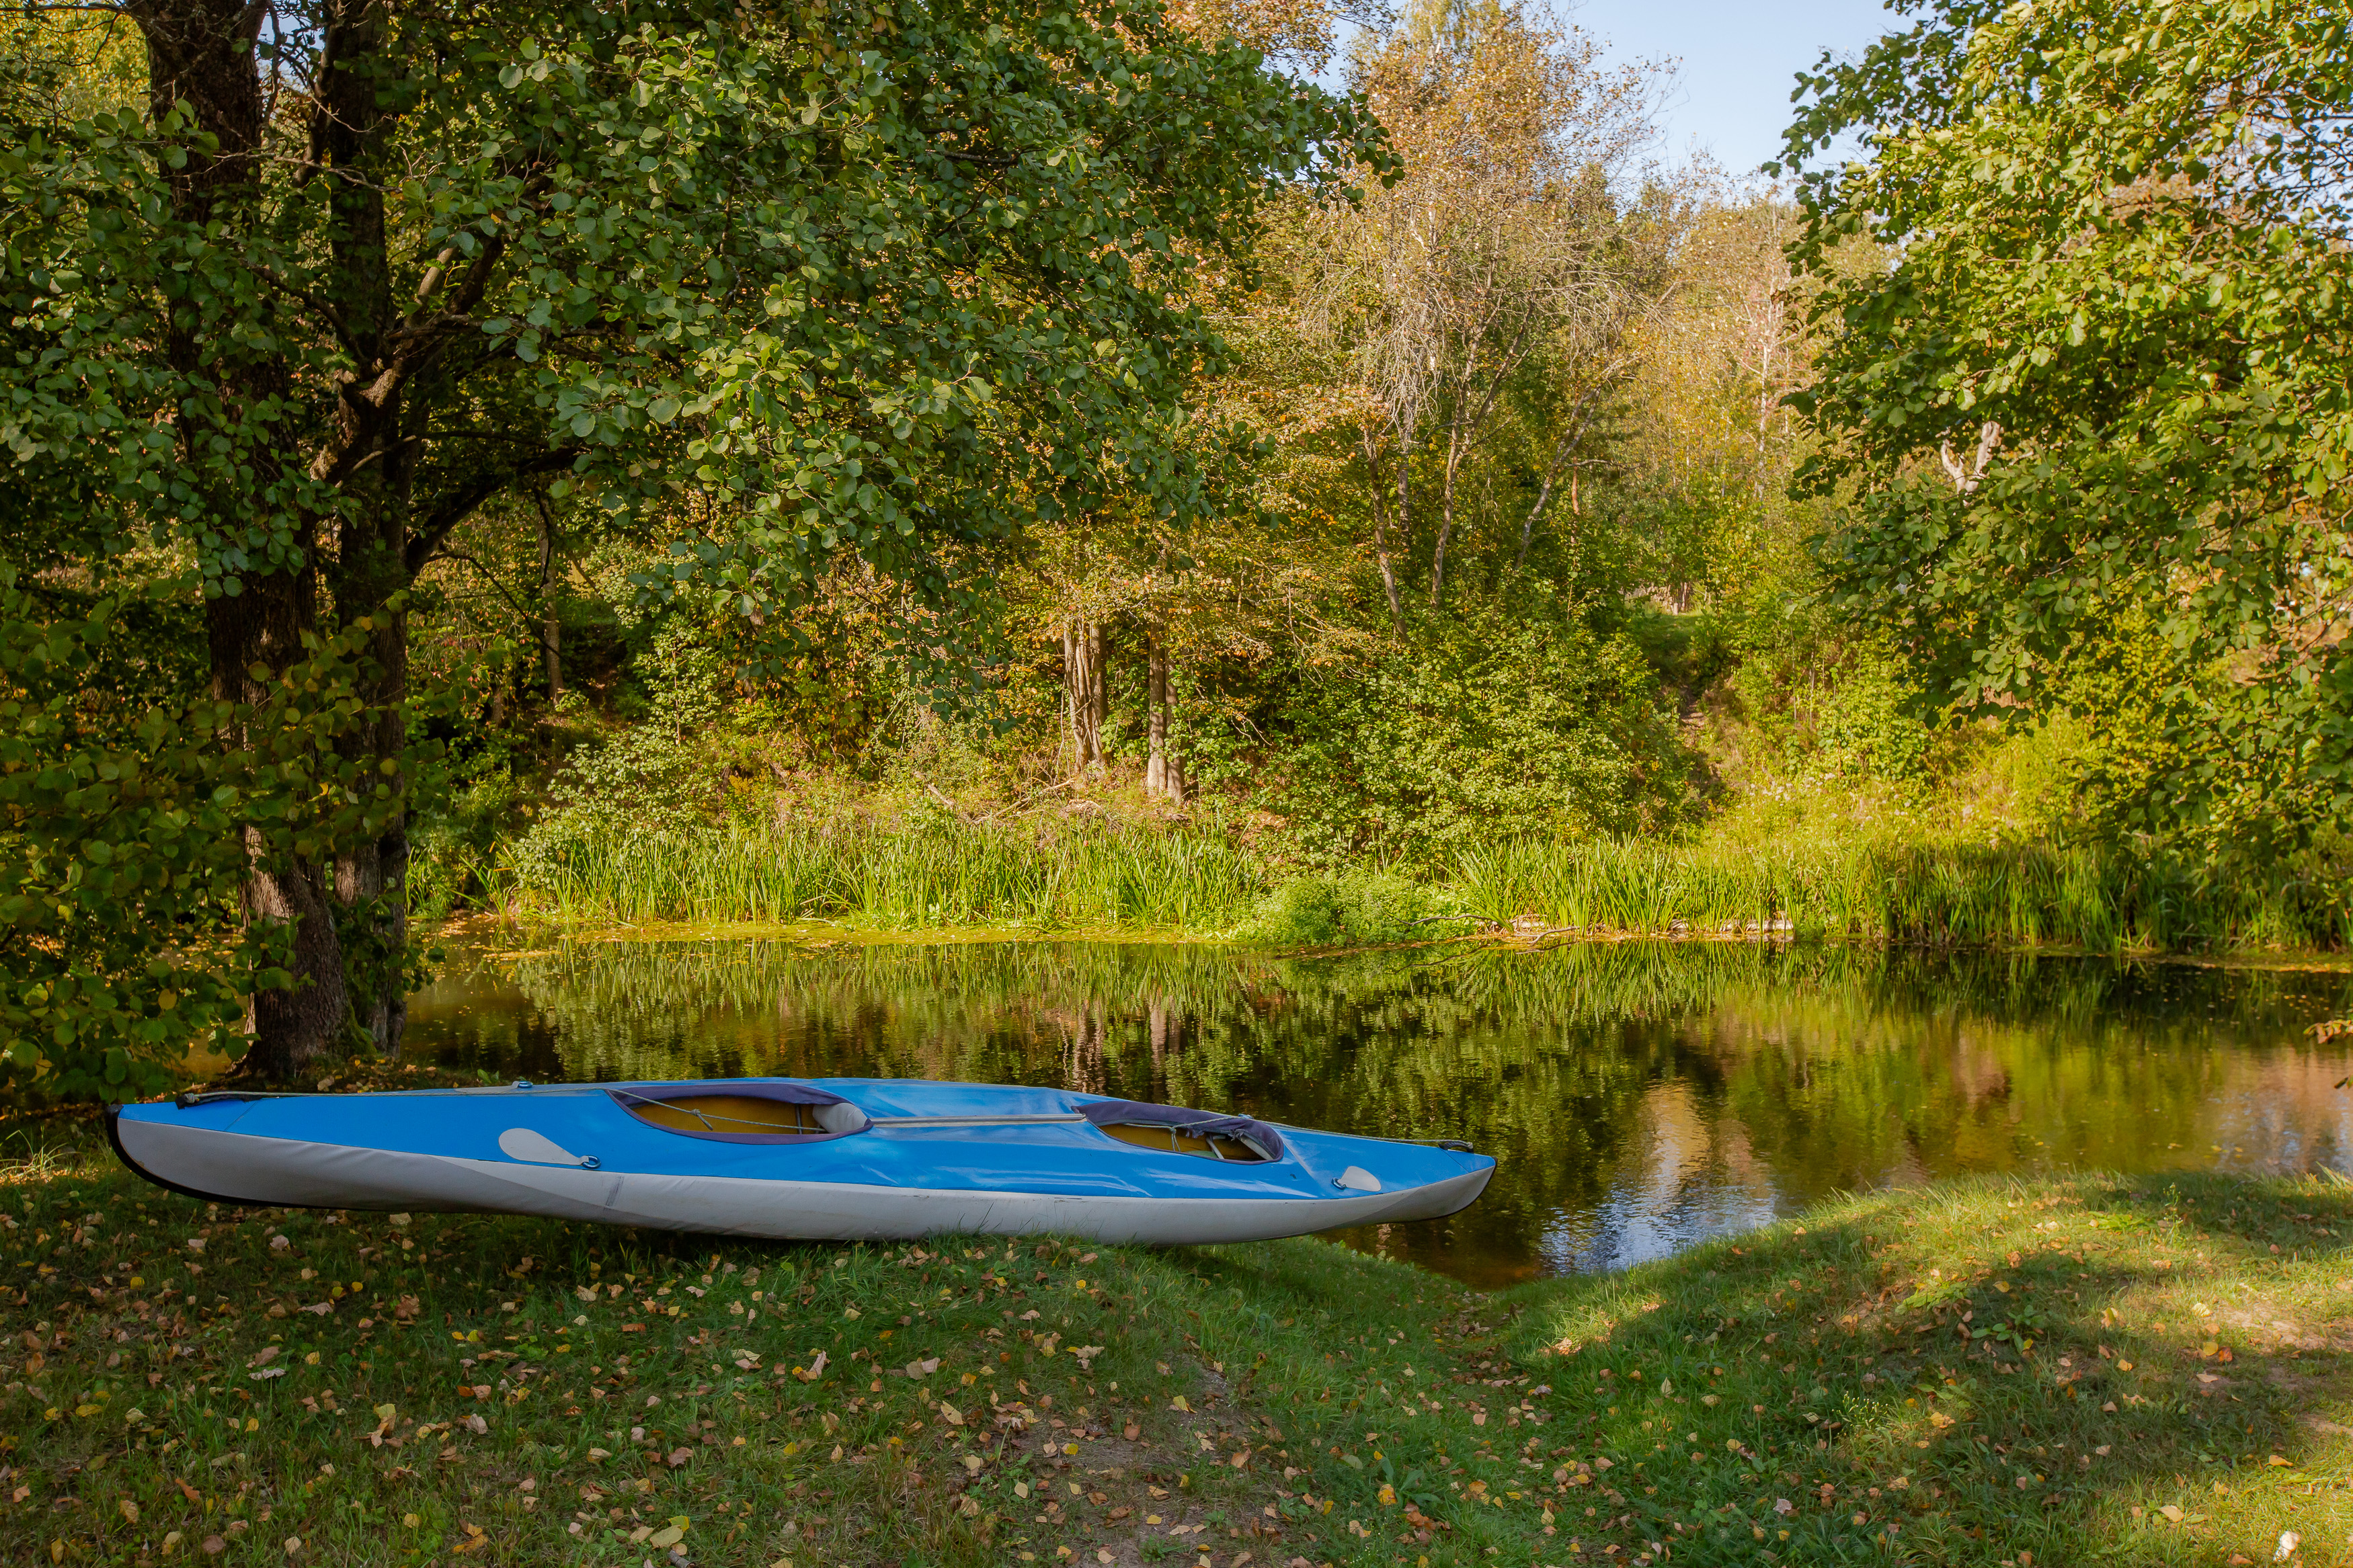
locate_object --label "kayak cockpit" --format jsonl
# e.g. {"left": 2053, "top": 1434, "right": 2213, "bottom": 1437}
{"left": 1094, "top": 1121, "right": 1275, "bottom": 1161}
{"left": 1075, "top": 1099, "right": 1282, "bottom": 1162}
{"left": 607, "top": 1083, "right": 1283, "bottom": 1163}
{"left": 610, "top": 1084, "right": 871, "bottom": 1143}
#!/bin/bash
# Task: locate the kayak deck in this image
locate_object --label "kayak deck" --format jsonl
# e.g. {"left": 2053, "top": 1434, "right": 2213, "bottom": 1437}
{"left": 108, "top": 1077, "right": 1494, "bottom": 1245}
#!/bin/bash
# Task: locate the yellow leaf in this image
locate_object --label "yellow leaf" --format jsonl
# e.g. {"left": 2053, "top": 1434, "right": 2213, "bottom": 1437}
{"left": 1170, "top": 1395, "right": 1190, "bottom": 1412}
{"left": 2159, "top": 1505, "right": 2184, "bottom": 1524}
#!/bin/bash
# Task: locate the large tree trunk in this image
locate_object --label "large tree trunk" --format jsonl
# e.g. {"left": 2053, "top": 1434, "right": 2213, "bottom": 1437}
{"left": 317, "top": 0, "right": 411, "bottom": 1062}
{"left": 210, "top": 579, "right": 352, "bottom": 1079}
{"left": 144, "top": 0, "right": 356, "bottom": 1078}
{"left": 335, "top": 492, "right": 410, "bottom": 1059}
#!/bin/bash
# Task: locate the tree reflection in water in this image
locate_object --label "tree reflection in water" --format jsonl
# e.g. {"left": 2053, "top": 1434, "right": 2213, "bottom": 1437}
{"left": 407, "top": 936, "right": 2353, "bottom": 1286}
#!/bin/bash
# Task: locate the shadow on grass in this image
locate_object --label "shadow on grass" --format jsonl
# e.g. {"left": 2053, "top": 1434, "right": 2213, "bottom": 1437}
{"left": 1494, "top": 1172, "right": 2353, "bottom": 1566}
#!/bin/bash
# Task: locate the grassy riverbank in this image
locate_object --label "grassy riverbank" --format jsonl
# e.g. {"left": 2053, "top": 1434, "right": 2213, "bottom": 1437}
{"left": 8, "top": 1106, "right": 2350, "bottom": 1567}
{"left": 462, "top": 819, "right": 2353, "bottom": 956}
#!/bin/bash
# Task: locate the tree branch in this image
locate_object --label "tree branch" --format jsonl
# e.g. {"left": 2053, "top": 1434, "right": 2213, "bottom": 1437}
{"left": 403, "top": 449, "right": 582, "bottom": 578}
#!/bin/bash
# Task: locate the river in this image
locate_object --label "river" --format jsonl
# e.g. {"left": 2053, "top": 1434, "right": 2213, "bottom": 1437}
{"left": 406, "top": 932, "right": 2353, "bottom": 1287}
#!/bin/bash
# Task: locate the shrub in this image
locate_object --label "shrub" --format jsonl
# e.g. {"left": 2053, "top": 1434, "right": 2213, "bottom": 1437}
{"left": 1275, "top": 602, "right": 1694, "bottom": 866}
{"left": 1240, "top": 870, "right": 1455, "bottom": 948}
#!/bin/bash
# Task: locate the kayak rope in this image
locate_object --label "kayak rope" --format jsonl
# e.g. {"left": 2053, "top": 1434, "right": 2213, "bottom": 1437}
{"left": 1369, "top": 1135, "right": 1478, "bottom": 1153}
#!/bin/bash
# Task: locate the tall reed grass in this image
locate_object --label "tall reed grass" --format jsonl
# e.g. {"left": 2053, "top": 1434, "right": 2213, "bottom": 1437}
{"left": 1450, "top": 837, "right": 2353, "bottom": 953}
{"left": 502, "top": 819, "right": 1268, "bottom": 932}
{"left": 456, "top": 818, "right": 2350, "bottom": 954}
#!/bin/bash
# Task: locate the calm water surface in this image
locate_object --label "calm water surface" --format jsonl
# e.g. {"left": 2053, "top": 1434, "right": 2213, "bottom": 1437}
{"left": 405, "top": 935, "right": 2353, "bottom": 1287}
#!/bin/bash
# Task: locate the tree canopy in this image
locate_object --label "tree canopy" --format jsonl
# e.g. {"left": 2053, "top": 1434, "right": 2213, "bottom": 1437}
{"left": 0, "top": 0, "right": 1379, "bottom": 1085}
{"left": 1783, "top": 0, "right": 2353, "bottom": 856}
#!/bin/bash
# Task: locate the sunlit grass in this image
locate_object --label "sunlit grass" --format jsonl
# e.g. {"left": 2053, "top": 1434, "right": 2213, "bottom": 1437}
{"left": 506, "top": 821, "right": 1269, "bottom": 934}
{"left": 440, "top": 817, "right": 2353, "bottom": 956}
{"left": 1454, "top": 837, "right": 2353, "bottom": 954}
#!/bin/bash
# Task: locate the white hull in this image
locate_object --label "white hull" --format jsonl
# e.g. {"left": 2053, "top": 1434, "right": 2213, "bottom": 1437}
{"left": 114, "top": 1119, "right": 1492, "bottom": 1245}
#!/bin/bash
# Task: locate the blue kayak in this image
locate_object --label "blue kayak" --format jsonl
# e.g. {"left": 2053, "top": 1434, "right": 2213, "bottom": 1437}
{"left": 106, "top": 1079, "right": 1494, "bottom": 1245}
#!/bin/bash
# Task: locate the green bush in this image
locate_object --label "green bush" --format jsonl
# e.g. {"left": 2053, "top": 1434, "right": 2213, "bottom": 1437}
{"left": 1238, "top": 870, "right": 1451, "bottom": 948}
{"left": 1275, "top": 600, "right": 1693, "bottom": 865}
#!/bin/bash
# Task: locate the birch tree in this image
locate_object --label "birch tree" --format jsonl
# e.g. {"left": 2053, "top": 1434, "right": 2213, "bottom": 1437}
{"left": 1302, "top": 0, "right": 1676, "bottom": 612}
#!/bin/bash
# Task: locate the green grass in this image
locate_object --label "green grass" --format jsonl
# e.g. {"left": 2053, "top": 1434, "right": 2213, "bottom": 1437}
{"left": 1453, "top": 837, "right": 2353, "bottom": 954}
{"left": 439, "top": 814, "right": 2353, "bottom": 956}
{"left": 499, "top": 820, "right": 1269, "bottom": 934}
{"left": 7, "top": 1095, "right": 2353, "bottom": 1568}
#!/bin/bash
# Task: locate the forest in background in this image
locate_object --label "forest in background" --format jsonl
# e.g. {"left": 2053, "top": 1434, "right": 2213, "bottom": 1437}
{"left": 401, "top": 0, "right": 2353, "bottom": 941}
{"left": 6, "top": 0, "right": 2353, "bottom": 1091}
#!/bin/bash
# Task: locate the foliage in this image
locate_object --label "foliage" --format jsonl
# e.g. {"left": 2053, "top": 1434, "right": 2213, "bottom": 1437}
{"left": 1, "top": 0, "right": 1380, "bottom": 1074}
{"left": 1784, "top": 0, "right": 2353, "bottom": 861}
{"left": 1808, "top": 638, "right": 1935, "bottom": 786}
{"left": 1238, "top": 869, "right": 1450, "bottom": 947}
{"left": 1270, "top": 0, "right": 1680, "bottom": 616}
{"left": 1277, "top": 600, "right": 1691, "bottom": 864}
{"left": 0, "top": 575, "right": 403, "bottom": 1098}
